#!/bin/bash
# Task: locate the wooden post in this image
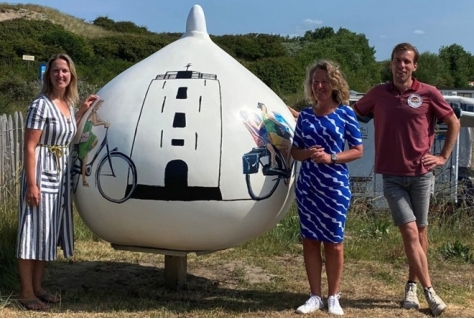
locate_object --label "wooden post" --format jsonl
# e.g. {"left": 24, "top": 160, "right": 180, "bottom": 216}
{"left": 164, "top": 255, "right": 187, "bottom": 291}
{"left": 110, "top": 244, "right": 194, "bottom": 291}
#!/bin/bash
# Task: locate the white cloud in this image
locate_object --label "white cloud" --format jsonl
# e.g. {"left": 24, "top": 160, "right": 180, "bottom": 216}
{"left": 413, "top": 29, "right": 425, "bottom": 35}
{"left": 302, "top": 18, "right": 323, "bottom": 26}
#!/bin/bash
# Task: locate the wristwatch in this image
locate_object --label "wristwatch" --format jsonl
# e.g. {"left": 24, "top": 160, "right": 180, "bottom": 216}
{"left": 331, "top": 153, "right": 338, "bottom": 164}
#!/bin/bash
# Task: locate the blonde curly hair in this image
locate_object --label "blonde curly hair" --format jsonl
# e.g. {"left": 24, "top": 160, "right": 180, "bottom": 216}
{"left": 303, "top": 59, "right": 350, "bottom": 106}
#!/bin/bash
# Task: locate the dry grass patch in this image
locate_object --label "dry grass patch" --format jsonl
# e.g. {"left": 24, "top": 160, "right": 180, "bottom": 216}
{"left": 1, "top": 239, "right": 473, "bottom": 318}
{"left": 0, "top": 4, "right": 116, "bottom": 38}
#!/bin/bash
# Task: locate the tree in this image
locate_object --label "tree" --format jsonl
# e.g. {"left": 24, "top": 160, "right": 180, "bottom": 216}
{"left": 213, "top": 34, "right": 287, "bottom": 61}
{"left": 439, "top": 44, "right": 472, "bottom": 88}
{"left": 248, "top": 57, "right": 304, "bottom": 95}
{"left": 40, "top": 30, "right": 94, "bottom": 64}
{"left": 415, "top": 52, "right": 450, "bottom": 87}
{"left": 301, "top": 27, "right": 335, "bottom": 41}
{"left": 294, "top": 27, "right": 380, "bottom": 92}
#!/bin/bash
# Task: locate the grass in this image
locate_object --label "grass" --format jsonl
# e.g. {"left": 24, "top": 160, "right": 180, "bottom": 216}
{"left": 1, "top": 191, "right": 474, "bottom": 317}
{"left": 0, "top": 195, "right": 19, "bottom": 291}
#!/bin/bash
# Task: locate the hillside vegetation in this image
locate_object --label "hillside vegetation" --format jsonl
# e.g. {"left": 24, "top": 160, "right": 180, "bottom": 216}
{"left": 1, "top": 3, "right": 474, "bottom": 114}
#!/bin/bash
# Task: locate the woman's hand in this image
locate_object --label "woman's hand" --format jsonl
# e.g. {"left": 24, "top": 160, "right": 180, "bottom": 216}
{"left": 81, "top": 94, "right": 99, "bottom": 113}
{"left": 75, "top": 94, "right": 99, "bottom": 122}
{"left": 309, "top": 146, "right": 330, "bottom": 164}
{"left": 26, "top": 184, "right": 40, "bottom": 207}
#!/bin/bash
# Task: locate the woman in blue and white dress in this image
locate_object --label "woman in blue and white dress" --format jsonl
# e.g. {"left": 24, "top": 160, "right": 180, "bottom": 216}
{"left": 291, "top": 60, "right": 363, "bottom": 316}
{"left": 17, "top": 53, "right": 98, "bottom": 310}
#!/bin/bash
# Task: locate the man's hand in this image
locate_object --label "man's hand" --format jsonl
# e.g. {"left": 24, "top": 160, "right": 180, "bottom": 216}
{"left": 421, "top": 154, "right": 447, "bottom": 171}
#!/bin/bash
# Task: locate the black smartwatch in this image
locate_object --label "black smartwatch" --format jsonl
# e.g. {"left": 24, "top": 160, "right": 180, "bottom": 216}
{"left": 331, "top": 153, "right": 338, "bottom": 164}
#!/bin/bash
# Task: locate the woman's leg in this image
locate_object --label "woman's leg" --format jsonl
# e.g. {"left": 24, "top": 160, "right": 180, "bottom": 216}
{"left": 32, "top": 260, "right": 46, "bottom": 295}
{"left": 19, "top": 259, "right": 36, "bottom": 299}
{"left": 324, "top": 242, "right": 344, "bottom": 295}
{"left": 302, "top": 238, "right": 323, "bottom": 296}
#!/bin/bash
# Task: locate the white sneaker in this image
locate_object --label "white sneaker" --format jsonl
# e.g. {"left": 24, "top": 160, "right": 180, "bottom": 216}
{"left": 295, "top": 294, "right": 324, "bottom": 314}
{"left": 424, "top": 287, "right": 447, "bottom": 316}
{"left": 402, "top": 282, "right": 420, "bottom": 310}
{"left": 328, "top": 294, "right": 344, "bottom": 315}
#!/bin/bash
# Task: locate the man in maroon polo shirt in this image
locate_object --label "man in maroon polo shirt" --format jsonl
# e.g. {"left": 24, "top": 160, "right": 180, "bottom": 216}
{"left": 353, "top": 42, "right": 460, "bottom": 316}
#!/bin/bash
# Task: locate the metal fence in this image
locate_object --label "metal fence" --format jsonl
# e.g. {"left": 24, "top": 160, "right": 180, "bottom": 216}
{"left": 0, "top": 111, "right": 24, "bottom": 200}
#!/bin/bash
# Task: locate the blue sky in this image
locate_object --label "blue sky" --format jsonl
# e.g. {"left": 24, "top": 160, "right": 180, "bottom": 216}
{"left": 4, "top": 0, "right": 474, "bottom": 61}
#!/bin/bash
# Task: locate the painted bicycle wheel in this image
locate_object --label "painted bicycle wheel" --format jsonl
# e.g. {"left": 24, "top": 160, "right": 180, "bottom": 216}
{"left": 96, "top": 151, "right": 137, "bottom": 203}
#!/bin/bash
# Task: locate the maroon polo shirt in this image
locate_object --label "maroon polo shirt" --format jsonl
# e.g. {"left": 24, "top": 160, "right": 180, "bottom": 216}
{"left": 353, "top": 79, "right": 454, "bottom": 176}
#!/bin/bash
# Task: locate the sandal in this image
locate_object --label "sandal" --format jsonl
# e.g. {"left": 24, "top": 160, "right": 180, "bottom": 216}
{"left": 18, "top": 299, "right": 49, "bottom": 311}
{"left": 35, "top": 292, "right": 60, "bottom": 304}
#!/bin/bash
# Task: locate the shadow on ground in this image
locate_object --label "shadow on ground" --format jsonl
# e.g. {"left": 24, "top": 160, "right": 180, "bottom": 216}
{"left": 29, "top": 260, "right": 398, "bottom": 315}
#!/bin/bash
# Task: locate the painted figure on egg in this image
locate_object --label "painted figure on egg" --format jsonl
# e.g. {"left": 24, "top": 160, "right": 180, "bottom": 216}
{"left": 77, "top": 100, "right": 110, "bottom": 187}
{"left": 241, "top": 102, "right": 295, "bottom": 200}
{"left": 71, "top": 99, "right": 137, "bottom": 204}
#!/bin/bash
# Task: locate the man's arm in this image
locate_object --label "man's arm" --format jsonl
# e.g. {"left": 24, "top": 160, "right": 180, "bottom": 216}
{"left": 351, "top": 89, "right": 377, "bottom": 123}
{"left": 422, "top": 113, "right": 460, "bottom": 170}
{"left": 439, "top": 113, "right": 461, "bottom": 161}
{"left": 355, "top": 112, "right": 374, "bottom": 123}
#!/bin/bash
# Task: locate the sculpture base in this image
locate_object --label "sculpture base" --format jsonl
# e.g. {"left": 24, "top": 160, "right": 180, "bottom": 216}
{"left": 111, "top": 244, "right": 217, "bottom": 290}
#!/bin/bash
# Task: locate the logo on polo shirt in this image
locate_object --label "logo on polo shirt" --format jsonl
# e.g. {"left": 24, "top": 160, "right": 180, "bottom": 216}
{"left": 407, "top": 94, "right": 422, "bottom": 108}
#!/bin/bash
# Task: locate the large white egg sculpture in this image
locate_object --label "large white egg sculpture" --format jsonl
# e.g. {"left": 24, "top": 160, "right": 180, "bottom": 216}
{"left": 72, "top": 4, "right": 297, "bottom": 252}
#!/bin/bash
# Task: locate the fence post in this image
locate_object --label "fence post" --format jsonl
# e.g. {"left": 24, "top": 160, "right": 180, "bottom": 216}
{"left": 13, "top": 111, "right": 23, "bottom": 195}
{"left": 0, "top": 111, "right": 24, "bottom": 200}
{"left": 0, "top": 114, "right": 6, "bottom": 200}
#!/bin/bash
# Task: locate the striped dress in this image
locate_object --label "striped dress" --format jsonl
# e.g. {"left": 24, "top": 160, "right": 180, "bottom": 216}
{"left": 17, "top": 94, "right": 77, "bottom": 261}
{"left": 293, "top": 105, "right": 362, "bottom": 243}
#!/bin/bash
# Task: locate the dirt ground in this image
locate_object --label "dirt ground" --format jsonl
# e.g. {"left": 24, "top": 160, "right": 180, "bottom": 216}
{"left": 0, "top": 8, "right": 47, "bottom": 22}
{"left": 2, "top": 241, "right": 473, "bottom": 318}
{"left": 51, "top": 255, "right": 277, "bottom": 294}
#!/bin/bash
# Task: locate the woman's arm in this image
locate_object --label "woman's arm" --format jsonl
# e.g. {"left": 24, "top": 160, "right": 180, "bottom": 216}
{"left": 291, "top": 145, "right": 319, "bottom": 162}
{"left": 24, "top": 128, "right": 43, "bottom": 206}
{"left": 288, "top": 106, "right": 300, "bottom": 119}
{"left": 75, "top": 94, "right": 99, "bottom": 125}
{"left": 330, "top": 145, "right": 363, "bottom": 164}
{"left": 298, "top": 144, "right": 363, "bottom": 164}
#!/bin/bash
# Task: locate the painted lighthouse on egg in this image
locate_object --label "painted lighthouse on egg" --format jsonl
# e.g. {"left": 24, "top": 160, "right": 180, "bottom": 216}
{"left": 72, "top": 4, "right": 297, "bottom": 252}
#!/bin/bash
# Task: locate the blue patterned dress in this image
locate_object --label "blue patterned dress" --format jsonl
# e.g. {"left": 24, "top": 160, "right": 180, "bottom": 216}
{"left": 293, "top": 105, "right": 362, "bottom": 243}
{"left": 17, "top": 94, "right": 76, "bottom": 260}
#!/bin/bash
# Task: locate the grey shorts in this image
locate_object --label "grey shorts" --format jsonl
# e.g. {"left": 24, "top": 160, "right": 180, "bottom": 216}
{"left": 382, "top": 172, "right": 434, "bottom": 227}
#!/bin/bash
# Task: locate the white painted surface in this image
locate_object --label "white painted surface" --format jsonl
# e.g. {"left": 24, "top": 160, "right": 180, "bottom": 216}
{"left": 72, "top": 5, "right": 296, "bottom": 251}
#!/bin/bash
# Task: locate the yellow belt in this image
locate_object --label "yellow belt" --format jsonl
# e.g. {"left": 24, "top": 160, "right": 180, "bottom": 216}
{"left": 38, "top": 144, "right": 69, "bottom": 173}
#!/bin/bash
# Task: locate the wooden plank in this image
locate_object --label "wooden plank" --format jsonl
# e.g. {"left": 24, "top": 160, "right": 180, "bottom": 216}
{"left": 19, "top": 112, "right": 24, "bottom": 169}
{"left": 7, "top": 115, "right": 14, "bottom": 193}
{"left": 0, "top": 112, "right": 26, "bottom": 200}
{"left": 13, "top": 112, "right": 21, "bottom": 195}
{"left": 164, "top": 255, "right": 188, "bottom": 291}
{"left": 0, "top": 115, "right": 6, "bottom": 200}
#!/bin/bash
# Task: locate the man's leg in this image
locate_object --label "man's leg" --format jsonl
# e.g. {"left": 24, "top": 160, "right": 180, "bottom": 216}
{"left": 408, "top": 172, "right": 432, "bottom": 282}
{"left": 399, "top": 222, "right": 432, "bottom": 288}
{"left": 407, "top": 172, "right": 446, "bottom": 315}
{"left": 408, "top": 226, "right": 427, "bottom": 282}
{"left": 383, "top": 175, "right": 420, "bottom": 309}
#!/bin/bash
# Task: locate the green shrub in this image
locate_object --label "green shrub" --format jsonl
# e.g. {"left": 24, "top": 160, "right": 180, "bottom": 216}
{"left": 0, "top": 196, "right": 19, "bottom": 291}
{"left": 439, "top": 240, "right": 474, "bottom": 264}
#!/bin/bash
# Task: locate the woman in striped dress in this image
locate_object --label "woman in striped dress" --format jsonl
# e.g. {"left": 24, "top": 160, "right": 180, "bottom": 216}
{"left": 291, "top": 60, "right": 363, "bottom": 316}
{"left": 17, "top": 53, "right": 98, "bottom": 310}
